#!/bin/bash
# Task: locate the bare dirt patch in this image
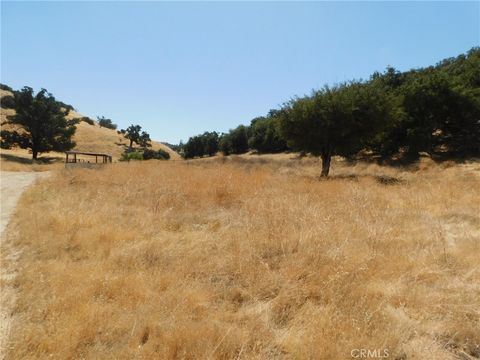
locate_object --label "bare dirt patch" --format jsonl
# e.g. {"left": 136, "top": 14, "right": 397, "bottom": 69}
{"left": 0, "top": 171, "right": 49, "bottom": 359}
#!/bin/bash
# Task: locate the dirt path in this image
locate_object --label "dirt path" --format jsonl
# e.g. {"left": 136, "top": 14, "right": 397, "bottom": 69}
{"left": 0, "top": 171, "right": 49, "bottom": 359}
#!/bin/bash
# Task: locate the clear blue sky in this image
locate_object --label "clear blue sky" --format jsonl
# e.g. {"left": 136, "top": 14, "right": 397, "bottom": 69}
{"left": 1, "top": 1, "right": 479, "bottom": 144}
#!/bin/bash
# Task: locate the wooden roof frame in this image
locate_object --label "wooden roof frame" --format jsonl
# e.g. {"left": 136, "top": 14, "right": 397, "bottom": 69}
{"left": 65, "top": 151, "right": 112, "bottom": 164}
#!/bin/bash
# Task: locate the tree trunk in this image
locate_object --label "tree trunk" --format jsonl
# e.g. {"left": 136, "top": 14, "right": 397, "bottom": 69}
{"left": 32, "top": 148, "right": 38, "bottom": 160}
{"left": 320, "top": 150, "right": 332, "bottom": 177}
{"left": 129, "top": 139, "right": 133, "bottom": 149}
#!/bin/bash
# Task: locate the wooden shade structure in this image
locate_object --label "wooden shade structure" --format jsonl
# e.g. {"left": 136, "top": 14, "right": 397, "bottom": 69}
{"left": 65, "top": 151, "right": 112, "bottom": 164}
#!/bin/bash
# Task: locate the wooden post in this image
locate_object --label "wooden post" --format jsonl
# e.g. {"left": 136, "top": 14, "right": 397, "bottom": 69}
{"left": 74, "top": 153, "right": 77, "bottom": 163}
{"left": 66, "top": 153, "right": 69, "bottom": 163}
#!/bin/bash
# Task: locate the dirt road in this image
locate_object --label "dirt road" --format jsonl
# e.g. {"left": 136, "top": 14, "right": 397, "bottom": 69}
{"left": 0, "top": 171, "right": 49, "bottom": 359}
{"left": 1, "top": 172, "right": 49, "bottom": 235}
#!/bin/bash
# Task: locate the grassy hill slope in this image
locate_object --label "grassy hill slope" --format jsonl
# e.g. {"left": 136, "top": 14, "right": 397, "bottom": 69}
{"left": 1, "top": 88, "right": 179, "bottom": 169}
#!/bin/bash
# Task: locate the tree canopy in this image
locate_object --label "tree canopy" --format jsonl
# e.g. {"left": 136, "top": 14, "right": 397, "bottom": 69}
{"left": 279, "top": 82, "right": 394, "bottom": 176}
{"left": 1, "top": 87, "right": 78, "bottom": 159}
{"left": 97, "top": 116, "right": 117, "bottom": 130}
{"left": 179, "top": 47, "right": 479, "bottom": 176}
{"left": 123, "top": 124, "right": 152, "bottom": 149}
{"left": 249, "top": 112, "right": 288, "bottom": 154}
{"left": 182, "top": 132, "right": 219, "bottom": 159}
{"left": 219, "top": 125, "right": 249, "bottom": 155}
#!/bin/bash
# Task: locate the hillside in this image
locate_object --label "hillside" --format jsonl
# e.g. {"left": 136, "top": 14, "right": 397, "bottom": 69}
{"left": 0, "top": 88, "right": 179, "bottom": 165}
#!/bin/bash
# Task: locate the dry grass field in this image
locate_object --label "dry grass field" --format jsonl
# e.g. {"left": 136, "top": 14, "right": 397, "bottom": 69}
{"left": 2, "top": 156, "right": 480, "bottom": 359}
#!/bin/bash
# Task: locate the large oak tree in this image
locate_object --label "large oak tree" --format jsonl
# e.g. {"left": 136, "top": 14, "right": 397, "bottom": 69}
{"left": 279, "top": 82, "right": 394, "bottom": 177}
{"left": 1, "top": 87, "right": 77, "bottom": 159}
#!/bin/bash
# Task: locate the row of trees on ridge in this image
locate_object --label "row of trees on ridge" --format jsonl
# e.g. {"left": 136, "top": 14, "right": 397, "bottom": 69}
{"left": 180, "top": 48, "right": 480, "bottom": 176}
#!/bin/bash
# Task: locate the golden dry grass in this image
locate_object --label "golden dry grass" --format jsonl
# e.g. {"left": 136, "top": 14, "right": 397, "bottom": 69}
{"left": 0, "top": 149, "right": 64, "bottom": 172}
{"left": 3, "top": 157, "right": 480, "bottom": 359}
{"left": 71, "top": 120, "right": 179, "bottom": 160}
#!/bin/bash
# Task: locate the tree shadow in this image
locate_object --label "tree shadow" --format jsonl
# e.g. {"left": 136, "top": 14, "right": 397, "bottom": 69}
{"left": 343, "top": 154, "right": 420, "bottom": 170}
{"left": 329, "top": 174, "right": 359, "bottom": 181}
{"left": 353, "top": 152, "right": 480, "bottom": 168}
{"left": 0, "top": 153, "right": 62, "bottom": 164}
{"left": 328, "top": 173, "right": 404, "bottom": 185}
{"left": 429, "top": 153, "right": 480, "bottom": 165}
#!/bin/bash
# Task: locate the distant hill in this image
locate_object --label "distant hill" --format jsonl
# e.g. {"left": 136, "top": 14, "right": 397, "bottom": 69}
{"left": 0, "top": 87, "right": 179, "bottom": 160}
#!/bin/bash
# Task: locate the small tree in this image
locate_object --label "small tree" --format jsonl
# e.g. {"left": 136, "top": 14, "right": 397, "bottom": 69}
{"left": 280, "top": 82, "right": 393, "bottom": 176}
{"left": 1, "top": 87, "right": 77, "bottom": 159}
{"left": 124, "top": 124, "right": 151, "bottom": 149}
{"left": 97, "top": 116, "right": 117, "bottom": 130}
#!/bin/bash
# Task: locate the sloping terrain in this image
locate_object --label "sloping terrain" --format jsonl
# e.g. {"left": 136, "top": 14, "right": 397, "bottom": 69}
{"left": 0, "top": 88, "right": 179, "bottom": 166}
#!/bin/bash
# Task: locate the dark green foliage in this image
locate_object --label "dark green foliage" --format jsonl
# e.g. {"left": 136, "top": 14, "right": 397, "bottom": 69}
{"left": 0, "top": 83, "right": 13, "bottom": 92}
{"left": 219, "top": 125, "right": 249, "bottom": 155}
{"left": 182, "top": 132, "right": 219, "bottom": 159}
{"left": 0, "top": 130, "right": 29, "bottom": 149}
{"left": 183, "top": 135, "right": 204, "bottom": 158}
{"left": 1, "top": 95, "right": 16, "bottom": 109}
{"left": 179, "top": 48, "right": 478, "bottom": 172}
{"left": 280, "top": 82, "right": 394, "bottom": 176}
{"left": 435, "top": 47, "right": 480, "bottom": 88}
{"left": 203, "top": 132, "right": 220, "bottom": 156}
{"left": 275, "top": 47, "right": 479, "bottom": 173}
{"left": 120, "top": 151, "right": 144, "bottom": 161}
{"left": 248, "top": 112, "right": 288, "bottom": 153}
{"left": 143, "top": 148, "right": 170, "bottom": 160}
{"left": 371, "top": 48, "right": 480, "bottom": 158}
{"left": 439, "top": 86, "right": 480, "bottom": 156}
{"left": 1, "top": 87, "right": 77, "bottom": 159}
{"left": 97, "top": 116, "right": 118, "bottom": 130}
{"left": 56, "top": 101, "right": 75, "bottom": 112}
{"left": 123, "top": 124, "right": 152, "bottom": 148}
{"left": 80, "top": 116, "right": 95, "bottom": 125}
{"left": 120, "top": 148, "right": 170, "bottom": 161}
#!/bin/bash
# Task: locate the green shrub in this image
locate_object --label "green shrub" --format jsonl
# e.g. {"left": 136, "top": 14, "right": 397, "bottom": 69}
{"left": 143, "top": 148, "right": 170, "bottom": 160}
{"left": 120, "top": 151, "right": 144, "bottom": 161}
{"left": 0, "top": 95, "right": 15, "bottom": 109}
